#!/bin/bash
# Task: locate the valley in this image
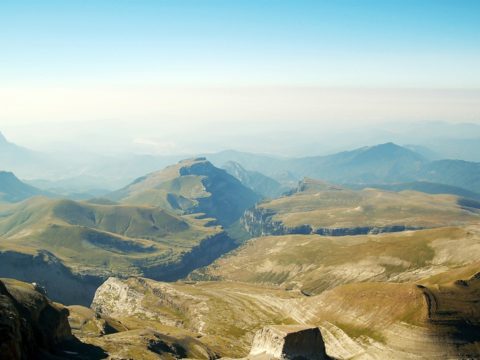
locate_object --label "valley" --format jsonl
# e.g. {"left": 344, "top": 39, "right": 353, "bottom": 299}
{"left": 0, "top": 157, "right": 258, "bottom": 305}
{"left": 2, "top": 2, "right": 479, "bottom": 358}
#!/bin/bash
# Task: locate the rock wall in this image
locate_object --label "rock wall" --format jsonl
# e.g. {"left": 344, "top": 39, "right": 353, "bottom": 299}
{"left": 0, "top": 278, "right": 72, "bottom": 360}
{"left": 249, "top": 325, "right": 328, "bottom": 360}
{"left": 91, "top": 277, "right": 207, "bottom": 333}
{"left": 143, "top": 231, "right": 237, "bottom": 281}
{"left": 0, "top": 250, "right": 103, "bottom": 306}
{"left": 242, "top": 206, "right": 421, "bottom": 237}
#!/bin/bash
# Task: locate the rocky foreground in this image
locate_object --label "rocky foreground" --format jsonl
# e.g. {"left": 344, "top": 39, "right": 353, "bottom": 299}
{"left": 75, "top": 270, "right": 480, "bottom": 359}
{"left": 1, "top": 268, "right": 480, "bottom": 359}
{"left": 0, "top": 278, "right": 71, "bottom": 359}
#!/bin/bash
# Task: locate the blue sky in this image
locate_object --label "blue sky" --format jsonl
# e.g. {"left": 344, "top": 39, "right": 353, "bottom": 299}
{"left": 1, "top": 0, "right": 479, "bottom": 87}
{"left": 0, "top": 0, "right": 479, "bottom": 153}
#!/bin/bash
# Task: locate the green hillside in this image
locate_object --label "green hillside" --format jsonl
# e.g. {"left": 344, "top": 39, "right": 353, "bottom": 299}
{"left": 195, "top": 226, "right": 480, "bottom": 295}
{"left": 241, "top": 178, "right": 480, "bottom": 237}
{"left": 110, "top": 157, "right": 260, "bottom": 226}
{"left": 0, "top": 197, "right": 234, "bottom": 304}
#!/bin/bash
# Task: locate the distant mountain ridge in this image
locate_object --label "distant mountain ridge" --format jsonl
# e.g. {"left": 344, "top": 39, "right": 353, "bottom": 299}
{"left": 208, "top": 143, "right": 480, "bottom": 195}
{"left": 351, "top": 181, "right": 480, "bottom": 201}
{"left": 0, "top": 132, "right": 42, "bottom": 177}
{"left": 2, "top": 130, "right": 480, "bottom": 199}
{"left": 222, "top": 161, "right": 284, "bottom": 198}
{"left": 288, "top": 142, "right": 426, "bottom": 184}
{"left": 0, "top": 171, "right": 47, "bottom": 202}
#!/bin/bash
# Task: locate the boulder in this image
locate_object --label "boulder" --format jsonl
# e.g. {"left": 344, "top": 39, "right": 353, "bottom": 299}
{"left": 249, "top": 325, "right": 328, "bottom": 360}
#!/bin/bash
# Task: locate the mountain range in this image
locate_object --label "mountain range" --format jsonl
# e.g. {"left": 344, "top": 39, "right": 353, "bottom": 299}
{"left": 2, "top": 130, "right": 480, "bottom": 198}
{"left": 1, "top": 131, "right": 480, "bottom": 359}
{"left": 209, "top": 143, "right": 480, "bottom": 195}
{"left": 0, "top": 158, "right": 259, "bottom": 305}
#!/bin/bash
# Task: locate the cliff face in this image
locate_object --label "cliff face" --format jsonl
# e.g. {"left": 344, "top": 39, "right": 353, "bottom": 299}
{"left": 249, "top": 325, "right": 328, "bottom": 360}
{"left": 91, "top": 277, "right": 206, "bottom": 331}
{"left": 0, "top": 250, "right": 103, "bottom": 306}
{"left": 241, "top": 206, "right": 421, "bottom": 237}
{"left": 144, "top": 231, "right": 237, "bottom": 281}
{"left": 0, "top": 278, "right": 72, "bottom": 360}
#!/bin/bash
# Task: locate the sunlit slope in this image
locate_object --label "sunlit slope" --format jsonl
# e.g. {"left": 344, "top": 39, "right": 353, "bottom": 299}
{"left": 110, "top": 157, "right": 260, "bottom": 226}
{"left": 242, "top": 178, "right": 480, "bottom": 236}
{"left": 0, "top": 196, "right": 224, "bottom": 278}
{"left": 289, "top": 266, "right": 480, "bottom": 359}
{"left": 195, "top": 225, "right": 480, "bottom": 295}
{"left": 88, "top": 266, "right": 480, "bottom": 359}
{"left": 90, "top": 278, "right": 299, "bottom": 358}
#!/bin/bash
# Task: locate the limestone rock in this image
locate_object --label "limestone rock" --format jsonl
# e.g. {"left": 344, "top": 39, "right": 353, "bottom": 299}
{"left": 249, "top": 325, "right": 328, "bottom": 360}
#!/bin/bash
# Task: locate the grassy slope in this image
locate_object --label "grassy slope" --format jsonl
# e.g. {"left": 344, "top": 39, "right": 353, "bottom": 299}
{"left": 255, "top": 178, "right": 480, "bottom": 229}
{"left": 0, "top": 196, "right": 219, "bottom": 276}
{"left": 196, "top": 225, "right": 480, "bottom": 295}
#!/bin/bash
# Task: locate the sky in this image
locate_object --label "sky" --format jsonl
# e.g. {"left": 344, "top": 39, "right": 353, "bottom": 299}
{"left": 0, "top": 0, "right": 479, "bottom": 154}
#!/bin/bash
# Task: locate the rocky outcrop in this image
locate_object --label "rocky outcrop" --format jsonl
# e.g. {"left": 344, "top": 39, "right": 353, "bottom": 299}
{"left": 419, "top": 271, "right": 480, "bottom": 335}
{"left": 314, "top": 225, "right": 421, "bottom": 236}
{"left": 242, "top": 207, "right": 421, "bottom": 237}
{"left": 0, "top": 278, "right": 72, "bottom": 360}
{"left": 241, "top": 207, "right": 310, "bottom": 236}
{"left": 88, "top": 277, "right": 217, "bottom": 359}
{"left": 249, "top": 325, "right": 328, "bottom": 360}
{"left": 91, "top": 277, "right": 204, "bottom": 331}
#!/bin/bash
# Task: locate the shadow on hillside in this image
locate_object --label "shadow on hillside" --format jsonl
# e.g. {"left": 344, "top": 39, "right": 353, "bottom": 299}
{"left": 52, "top": 338, "right": 108, "bottom": 359}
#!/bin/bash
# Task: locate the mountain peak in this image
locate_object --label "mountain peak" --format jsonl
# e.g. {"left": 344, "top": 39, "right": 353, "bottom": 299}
{"left": 0, "top": 170, "right": 44, "bottom": 202}
{"left": 178, "top": 157, "right": 218, "bottom": 176}
{"left": 0, "top": 131, "right": 7, "bottom": 144}
{"left": 361, "top": 142, "right": 425, "bottom": 160}
{"left": 0, "top": 170, "right": 16, "bottom": 179}
{"left": 370, "top": 142, "right": 403, "bottom": 151}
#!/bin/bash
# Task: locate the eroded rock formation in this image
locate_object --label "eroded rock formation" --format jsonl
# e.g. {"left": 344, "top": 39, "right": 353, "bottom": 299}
{"left": 249, "top": 325, "right": 328, "bottom": 360}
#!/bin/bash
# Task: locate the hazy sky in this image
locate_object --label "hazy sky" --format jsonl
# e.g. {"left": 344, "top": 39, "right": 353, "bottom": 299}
{"left": 1, "top": 0, "right": 479, "bottom": 154}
